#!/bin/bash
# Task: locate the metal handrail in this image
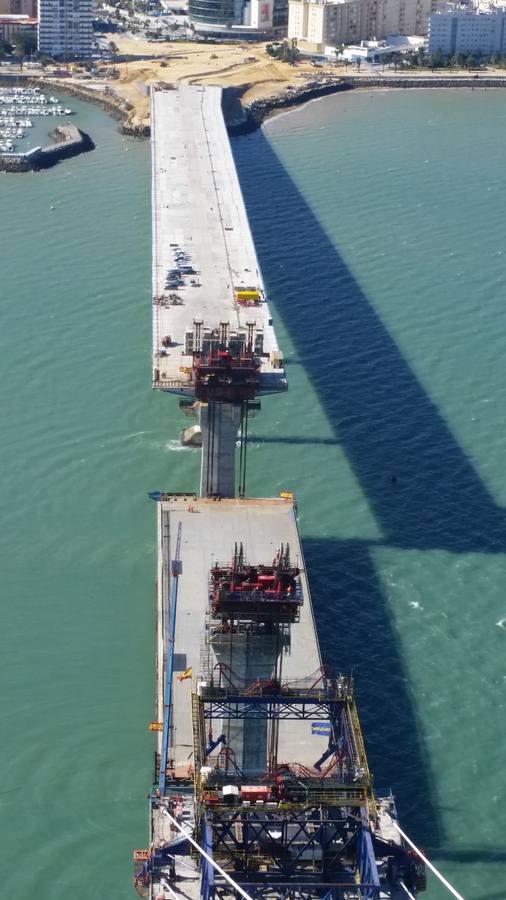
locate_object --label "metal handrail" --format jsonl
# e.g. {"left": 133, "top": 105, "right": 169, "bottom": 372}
{"left": 212, "top": 589, "right": 303, "bottom": 607}
{"left": 200, "top": 684, "right": 353, "bottom": 701}
{"left": 202, "top": 788, "right": 370, "bottom": 813}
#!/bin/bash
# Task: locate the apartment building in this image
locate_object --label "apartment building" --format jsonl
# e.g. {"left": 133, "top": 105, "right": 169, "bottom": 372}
{"left": 37, "top": 0, "right": 92, "bottom": 57}
{"left": 428, "top": 7, "right": 506, "bottom": 54}
{"left": 289, "top": 0, "right": 434, "bottom": 52}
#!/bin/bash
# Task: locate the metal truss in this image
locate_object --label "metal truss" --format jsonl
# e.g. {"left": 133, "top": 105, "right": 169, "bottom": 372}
{"left": 206, "top": 806, "right": 361, "bottom": 878}
{"left": 201, "top": 696, "right": 344, "bottom": 721}
{"left": 199, "top": 805, "right": 384, "bottom": 900}
{"left": 212, "top": 883, "right": 379, "bottom": 900}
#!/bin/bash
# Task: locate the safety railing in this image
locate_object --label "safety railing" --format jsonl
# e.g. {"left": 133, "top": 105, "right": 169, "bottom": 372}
{"left": 199, "top": 682, "right": 353, "bottom": 702}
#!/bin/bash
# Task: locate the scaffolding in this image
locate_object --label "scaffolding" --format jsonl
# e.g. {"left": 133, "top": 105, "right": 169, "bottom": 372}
{"left": 142, "top": 534, "right": 426, "bottom": 900}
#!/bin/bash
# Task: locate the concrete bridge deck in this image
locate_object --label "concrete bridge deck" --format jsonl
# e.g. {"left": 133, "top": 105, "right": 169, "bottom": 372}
{"left": 151, "top": 85, "right": 286, "bottom": 396}
{"left": 156, "top": 496, "right": 327, "bottom": 776}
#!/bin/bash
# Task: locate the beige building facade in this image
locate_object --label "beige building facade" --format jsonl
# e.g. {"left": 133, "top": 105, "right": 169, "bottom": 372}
{"left": 0, "top": 13, "right": 36, "bottom": 39}
{"left": 289, "top": 0, "right": 434, "bottom": 51}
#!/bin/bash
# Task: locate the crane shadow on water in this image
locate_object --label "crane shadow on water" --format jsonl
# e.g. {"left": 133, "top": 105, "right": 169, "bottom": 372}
{"left": 303, "top": 536, "right": 438, "bottom": 846}
{"left": 233, "top": 127, "right": 506, "bottom": 556}
{"left": 250, "top": 435, "right": 340, "bottom": 447}
{"left": 232, "top": 123, "right": 506, "bottom": 851}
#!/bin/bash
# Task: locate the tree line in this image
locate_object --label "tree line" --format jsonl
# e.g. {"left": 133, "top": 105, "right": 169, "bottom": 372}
{"left": 0, "top": 31, "right": 37, "bottom": 61}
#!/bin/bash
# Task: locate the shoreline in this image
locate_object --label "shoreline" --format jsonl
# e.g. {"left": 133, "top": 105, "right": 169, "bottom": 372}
{"left": 37, "top": 79, "right": 150, "bottom": 137}
{"left": 0, "top": 73, "right": 149, "bottom": 137}
{"left": 230, "top": 74, "right": 506, "bottom": 134}
{"left": 3, "top": 69, "right": 506, "bottom": 151}
{"left": 59, "top": 72, "right": 506, "bottom": 138}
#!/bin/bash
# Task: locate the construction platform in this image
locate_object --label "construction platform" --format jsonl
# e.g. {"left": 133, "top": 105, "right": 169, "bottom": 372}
{"left": 155, "top": 495, "right": 329, "bottom": 777}
{"left": 141, "top": 495, "right": 425, "bottom": 900}
{"left": 150, "top": 85, "right": 287, "bottom": 396}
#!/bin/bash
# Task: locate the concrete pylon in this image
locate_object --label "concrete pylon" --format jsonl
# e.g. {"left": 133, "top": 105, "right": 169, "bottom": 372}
{"left": 199, "top": 402, "right": 242, "bottom": 498}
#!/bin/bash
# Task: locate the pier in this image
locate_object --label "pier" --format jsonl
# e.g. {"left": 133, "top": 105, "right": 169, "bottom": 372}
{"left": 138, "top": 85, "right": 427, "bottom": 900}
{"left": 151, "top": 85, "right": 287, "bottom": 497}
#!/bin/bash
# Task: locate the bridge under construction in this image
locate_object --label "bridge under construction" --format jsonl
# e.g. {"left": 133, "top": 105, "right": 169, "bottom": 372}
{"left": 134, "top": 84, "right": 431, "bottom": 900}
{"left": 151, "top": 84, "right": 286, "bottom": 498}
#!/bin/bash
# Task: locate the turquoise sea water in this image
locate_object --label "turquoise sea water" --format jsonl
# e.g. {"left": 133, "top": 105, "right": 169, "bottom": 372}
{"left": 1, "top": 89, "right": 506, "bottom": 899}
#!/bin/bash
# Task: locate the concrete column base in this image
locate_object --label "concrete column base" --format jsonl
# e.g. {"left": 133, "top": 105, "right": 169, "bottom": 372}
{"left": 199, "top": 402, "right": 242, "bottom": 498}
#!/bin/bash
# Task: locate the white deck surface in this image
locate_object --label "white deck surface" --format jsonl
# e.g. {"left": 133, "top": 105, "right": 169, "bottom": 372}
{"left": 151, "top": 86, "right": 286, "bottom": 394}
{"left": 156, "top": 496, "right": 328, "bottom": 776}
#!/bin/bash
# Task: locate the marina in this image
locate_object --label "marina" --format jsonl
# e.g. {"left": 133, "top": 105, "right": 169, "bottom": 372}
{"left": 0, "top": 86, "right": 73, "bottom": 153}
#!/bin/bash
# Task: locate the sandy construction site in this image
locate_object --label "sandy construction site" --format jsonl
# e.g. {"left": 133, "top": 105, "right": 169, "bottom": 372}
{"left": 101, "top": 37, "right": 332, "bottom": 127}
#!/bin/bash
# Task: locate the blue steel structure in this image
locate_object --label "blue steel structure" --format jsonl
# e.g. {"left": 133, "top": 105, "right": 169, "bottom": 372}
{"left": 357, "top": 810, "right": 381, "bottom": 899}
{"left": 141, "top": 652, "right": 425, "bottom": 899}
{"left": 196, "top": 799, "right": 424, "bottom": 900}
{"left": 159, "top": 522, "right": 182, "bottom": 796}
{"left": 190, "top": 672, "right": 424, "bottom": 900}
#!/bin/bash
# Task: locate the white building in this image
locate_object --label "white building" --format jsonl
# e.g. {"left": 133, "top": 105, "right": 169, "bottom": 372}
{"left": 428, "top": 7, "right": 506, "bottom": 54}
{"left": 336, "top": 36, "right": 420, "bottom": 58}
{"left": 37, "top": 0, "right": 92, "bottom": 57}
{"left": 289, "top": 0, "right": 434, "bottom": 52}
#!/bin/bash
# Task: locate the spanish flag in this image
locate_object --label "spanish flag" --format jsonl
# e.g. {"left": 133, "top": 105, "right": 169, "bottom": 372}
{"left": 177, "top": 666, "right": 193, "bottom": 683}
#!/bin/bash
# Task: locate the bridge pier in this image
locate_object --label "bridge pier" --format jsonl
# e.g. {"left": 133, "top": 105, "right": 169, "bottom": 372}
{"left": 199, "top": 402, "right": 242, "bottom": 498}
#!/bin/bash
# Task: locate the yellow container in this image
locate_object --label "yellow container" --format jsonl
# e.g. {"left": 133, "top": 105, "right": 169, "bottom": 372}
{"left": 236, "top": 290, "right": 260, "bottom": 302}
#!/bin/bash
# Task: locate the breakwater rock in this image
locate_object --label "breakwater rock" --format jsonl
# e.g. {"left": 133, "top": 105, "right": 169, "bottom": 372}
{"left": 228, "top": 80, "right": 354, "bottom": 134}
{"left": 228, "top": 74, "right": 506, "bottom": 134}
{"left": 41, "top": 80, "right": 132, "bottom": 124}
{"left": 120, "top": 121, "right": 151, "bottom": 138}
{"left": 0, "top": 124, "right": 94, "bottom": 173}
{"left": 43, "top": 81, "right": 150, "bottom": 138}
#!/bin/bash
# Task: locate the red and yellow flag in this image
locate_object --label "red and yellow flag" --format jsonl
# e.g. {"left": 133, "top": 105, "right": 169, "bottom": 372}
{"left": 177, "top": 666, "right": 193, "bottom": 683}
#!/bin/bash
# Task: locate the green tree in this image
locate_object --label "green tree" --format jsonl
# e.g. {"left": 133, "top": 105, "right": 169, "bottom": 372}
{"left": 108, "top": 39, "right": 119, "bottom": 67}
{"left": 429, "top": 49, "right": 445, "bottom": 70}
{"left": 12, "top": 30, "right": 36, "bottom": 58}
{"left": 392, "top": 52, "right": 402, "bottom": 72}
{"left": 266, "top": 40, "right": 299, "bottom": 64}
